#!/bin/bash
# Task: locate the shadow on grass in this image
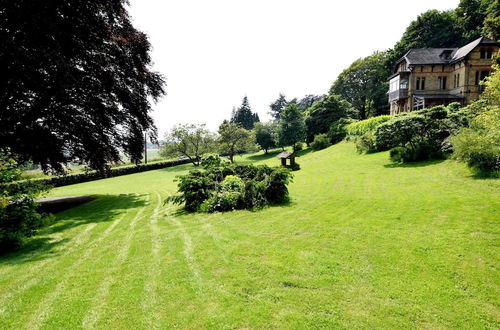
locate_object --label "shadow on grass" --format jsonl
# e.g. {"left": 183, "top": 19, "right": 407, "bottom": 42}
{"left": 247, "top": 150, "right": 282, "bottom": 161}
{"left": 158, "top": 163, "right": 193, "bottom": 173}
{"left": 383, "top": 159, "right": 445, "bottom": 168}
{"left": 0, "top": 193, "right": 146, "bottom": 263}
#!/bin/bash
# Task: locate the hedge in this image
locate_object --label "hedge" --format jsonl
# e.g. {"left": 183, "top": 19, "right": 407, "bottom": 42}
{"left": 6, "top": 159, "right": 191, "bottom": 190}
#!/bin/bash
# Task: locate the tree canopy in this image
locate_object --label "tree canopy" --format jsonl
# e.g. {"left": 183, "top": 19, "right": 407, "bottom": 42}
{"left": 160, "top": 124, "right": 216, "bottom": 166}
{"left": 218, "top": 122, "right": 255, "bottom": 163}
{"left": 278, "top": 104, "right": 306, "bottom": 148}
{"left": 330, "top": 52, "right": 389, "bottom": 120}
{"left": 305, "top": 95, "right": 357, "bottom": 143}
{"left": 253, "top": 122, "right": 276, "bottom": 154}
{"left": 269, "top": 94, "right": 289, "bottom": 120}
{"left": 0, "top": 0, "right": 165, "bottom": 174}
{"left": 231, "top": 96, "right": 260, "bottom": 130}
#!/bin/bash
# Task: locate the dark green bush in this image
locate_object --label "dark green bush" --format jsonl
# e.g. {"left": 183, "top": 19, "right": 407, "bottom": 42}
{"left": 0, "top": 151, "right": 48, "bottom": 252}
{"left": 310, "top": 134, "right": 331, "bottom": 151}
{"left": 327, "top": 118, "right": 354, "bottom": 144}
{"left": 168, "top": 164, "right": 293, "bottom": 212}
{"left": 355, "top": 131, "right": 377, "bottom": 153}
{"left": 201, "top": 154, "right": 228, "bottom": 169}
{"left": 293, "top": 142, "right": 303, "bottom": 152}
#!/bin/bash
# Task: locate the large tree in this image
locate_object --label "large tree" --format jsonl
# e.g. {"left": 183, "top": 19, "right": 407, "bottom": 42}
{"left": 330, "top": 52, "right": 390, "bottom": 120}
{"left": 231, "top": 96, "right": 260, "bottom": 130}
{"left": 0, "top": 1, "right": 165, "bottom": 174}
{"left": 296, "top": 95, "right": 325, "bottom": 112}
{"left": 218, "top": 122, "right": 254, "bottom": 163}
{"left": 278, "top": 104, "right": 306, "bottom": 149}
{"left": 253, "top": 122, "right": 276, "bottom": 154}
{"left": 269, "top": 94, "right": 289, "bottom": 120}
{"left": 304, "top": 95, "right": 357, "bottom": 143}
{"left": 160, "top": 124, "right": 216, "bottom": 166}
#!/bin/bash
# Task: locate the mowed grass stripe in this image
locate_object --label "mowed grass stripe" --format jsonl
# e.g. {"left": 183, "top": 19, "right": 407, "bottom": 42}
{"left": 24, "top": 195, "right": 151, "bottom": 330}
{"left": 0, "top": 196, "right": 138, "bottom": 313}
{"left": 0, "top": 195, "right": 147, "bottom": 329}
{"left": 81, "top": 194, "right": 152, "bottom": 329}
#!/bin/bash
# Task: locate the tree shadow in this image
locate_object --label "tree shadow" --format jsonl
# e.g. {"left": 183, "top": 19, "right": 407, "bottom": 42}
{"left": 158, "top": 164, "right": 193, "bottom": 173}
{"left": 383, "top": 159, "right": 445, "bottom": 168}
{"left": 246, "top": 150, "right": 282, "bottom": 161}
{"left": 295, "top": 148, "right": 313, "bottom": 157}
{"left": 0, "top": 193, "right": 146, "bottom": 263}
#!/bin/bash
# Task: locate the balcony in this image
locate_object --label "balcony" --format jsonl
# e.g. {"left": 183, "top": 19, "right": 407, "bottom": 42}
{"left": 388, "top": 88, "right": 408, "bottom": 102}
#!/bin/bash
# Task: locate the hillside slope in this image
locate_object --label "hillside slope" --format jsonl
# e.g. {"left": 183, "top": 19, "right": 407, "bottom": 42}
{"left": 0, "top": 142, "right": 498, "bottom": 328}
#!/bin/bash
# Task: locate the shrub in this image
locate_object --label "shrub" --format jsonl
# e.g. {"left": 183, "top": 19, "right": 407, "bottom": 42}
{"left": 328, "top": 118, "right": 354, "bottom": 144}
{"left": 201, "top": 154, "right": 228, "bottom": 169}
{"left": 293, "top": 142, "right": 303, "bottom": 152}
{"left": 345, "top": 115, "right": 392, "bottom": 136}
{"left": 310, "top": 134, "right": 331, "bottom": 151}
{"left": 0, "top": 151, "right": 48, "bottom": 251}
{"left": 451, "top": 107, "right": 500, "bottom": 175}
{"left": 355, "top": 131, "right": 377, "bottom": 153}
{"left": 168, "top": 164, "right": 293, "bottom": 212}
{"left": 389, "top": 147, "right": 408, "bottom": 163}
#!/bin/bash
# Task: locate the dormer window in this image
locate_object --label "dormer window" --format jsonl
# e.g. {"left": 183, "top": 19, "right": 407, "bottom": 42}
{"left": 440, "top": 50, "right": 453, "bottom": 60}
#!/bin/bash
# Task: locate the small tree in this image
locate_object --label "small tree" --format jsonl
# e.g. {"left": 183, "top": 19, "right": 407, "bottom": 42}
{"left": 278, "top": 104, "right": 306, "bottom": 151}
{"left": 254, "top": 122, "right": 276, "bottom": 154}
{"left": 160, "top": 124, "right": 215, "bottom": 166}
{"left": 218, "top": 122, "right": 254, "bottom": 163}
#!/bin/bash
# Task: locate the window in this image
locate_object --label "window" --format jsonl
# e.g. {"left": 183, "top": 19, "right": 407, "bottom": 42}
{"left": 431, "top": 65, "right": 435, "bottom": 72}
{"left": 480, "top": 71, "right": 490, "bottom": 81}
{"left": 442, "top": 65, "right": 445, "bottom": 72}
{"left": 480, "top": 48, "right": 493, "bottom": 59}
{"left": 437, "top": 77, "right": 447, "bottom": 90}
{"left": 457, "top": 74, "right": 460, "bottom": 87}
{"left": 416, "top": 77, "right": 425, "bottom": 90}
{"left": 480, "top": 48, "right": 486, "bottom": 59}
{"left": 475, "top": 71, "right": 479, "bottom": 85}
{"left": 420, "top": 66, "right": 424, "bottom": 72}
{"left": 487, "top": 48, "right": 493, "bottom": 59}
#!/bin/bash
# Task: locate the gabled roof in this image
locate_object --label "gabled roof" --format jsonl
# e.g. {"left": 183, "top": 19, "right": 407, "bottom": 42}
{"left": 395, "top": 36, "right": 500, "bottom": 69}
{"left": 450, "top": 36, "right": 499, "bottom": 63}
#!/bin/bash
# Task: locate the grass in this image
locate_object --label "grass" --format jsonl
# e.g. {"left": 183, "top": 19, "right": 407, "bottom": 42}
{"left": 1, "top": 142, "right": 499, "bottom": 328}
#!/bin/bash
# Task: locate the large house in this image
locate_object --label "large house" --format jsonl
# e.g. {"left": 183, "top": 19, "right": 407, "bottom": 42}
{"left": 388, "top": 36, "right": 499, "bottom": 115}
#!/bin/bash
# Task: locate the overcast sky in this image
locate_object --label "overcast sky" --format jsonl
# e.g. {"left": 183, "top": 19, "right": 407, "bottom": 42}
{"left": 128, "top": 0, "right": 459, "bottom": 135}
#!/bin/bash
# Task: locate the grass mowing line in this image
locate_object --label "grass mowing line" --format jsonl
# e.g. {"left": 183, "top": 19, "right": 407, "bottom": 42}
{"left": 141, "top": 191, "right": 166, "bottom": 329}
{"left": 0, "top": 223, "right": 97, "bottom": 313}
{"left": 0, "top": 196, "right": 138, "bottom": 306}
{"left": 80, "top": 194, "right": 152, "bottom": 330}
{"left": 26, "top": 195, "right": 150, "bottom": 330}
{"left": 0, "top": 197, "right": 113, "bottom": 279}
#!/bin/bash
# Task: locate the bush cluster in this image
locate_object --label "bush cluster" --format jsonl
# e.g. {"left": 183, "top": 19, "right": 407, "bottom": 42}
{"left": 167, "top": 163, "right": 293, "bottom": 212}
{"left": 355, "top": 103, "right": 473, "bottom": 162}
{"left": 1, "top": 152, "right": 48, "bottom": 251}
{"left": 451, "top": 107, "right": 500, "bottom": 175}
{"left": 310, "top": 134, "right": 331, "bottom": 151}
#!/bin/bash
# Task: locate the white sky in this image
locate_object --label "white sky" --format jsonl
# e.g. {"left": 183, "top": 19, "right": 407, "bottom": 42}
{"left": 128, "top": 0, "right": 459, "bottom": 135}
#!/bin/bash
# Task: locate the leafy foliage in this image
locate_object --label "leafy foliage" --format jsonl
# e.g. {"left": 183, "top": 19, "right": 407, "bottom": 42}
{"left": 269, "top": 94, "right": 289, "bottom": 120}
{"left": 253, "top": 122, "right": 276, "bottom": 154}
{"left": 160, "top": 124, "right": 216, "bottom": 166}
{"left": 327, "top": 118, "right": 355, "bottom": 144}
{"left": 0, "top": 0, "right": 165, "bottom": 174}
{"left": 278, "top": 104, "right": 306, "bottom": 148}
{"left": 345, "top": 115, "right": 392, "bottom": 136}
{"left": 0, "top": 151, "right": 48, "bottom": 251}
{"left": 451, "top": 68, "right": 500, "bottom": 175}
{"left": 218, "top": 122, "right": 255, "bottom": 163}
{"left": 310, "top": 134, "right": 331, "bottom": 151}
{"left": 329, "top": 52, "right": 390, "bottom": 119}
{"left": 168, "top": 164, "right": 293, "bottom": 212}
{"left": 304, "top": 95, "right": 356, "bottom": 143}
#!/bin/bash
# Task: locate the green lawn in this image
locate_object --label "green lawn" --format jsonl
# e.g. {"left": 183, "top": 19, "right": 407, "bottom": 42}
{"left": 1, "top": 142, "right": 499, "bottom": 328}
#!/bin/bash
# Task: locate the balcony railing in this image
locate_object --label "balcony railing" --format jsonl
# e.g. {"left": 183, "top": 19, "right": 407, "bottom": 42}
{"left": 388, "top": 89, "right": 408, "bottom": 102}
